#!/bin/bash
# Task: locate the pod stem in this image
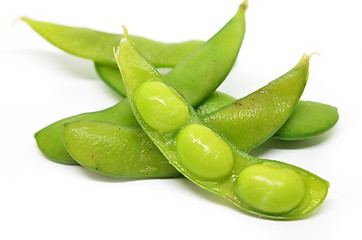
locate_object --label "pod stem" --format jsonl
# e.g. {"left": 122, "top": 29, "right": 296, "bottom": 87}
{"left": 302, "top": 52, "right": 320, "bottom": 64}
{"left": 12, "top": 16, "right": 27, "bottom": 27}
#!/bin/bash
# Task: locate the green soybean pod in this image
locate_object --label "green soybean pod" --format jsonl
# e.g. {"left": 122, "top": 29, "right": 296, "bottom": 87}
{"left": 35, "top": 99, "right": 138, "bottom": 164}
{"left": 34, "top": 1, "right": 248, "bottom": 164}
{"left": 21, "top": 17, "right": 203, "bottom": 68}
{"left": 197, "top": 95, "right": 339, "bottom": 141}
{"left": 116, "top": 28, "right": 329, "bottom": 219}
{"left": 202, "top": 54, "right": 311, "bottom": 151}
{"left": 63, "top": 120, "right": 180, "bottom": 177}
{"left": 273, "top": 101, "right": 339, "bottom": 140}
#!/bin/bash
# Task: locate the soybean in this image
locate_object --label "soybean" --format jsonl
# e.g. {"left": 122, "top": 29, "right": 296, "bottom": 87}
{"left": 134, "top": 81, "right": 189, "bottom": 133}
{"left": 235, "top": 163, "right": 305, "bottom": 214}
{"left": 176, "top": 124, "right": 234, "bottom": 179}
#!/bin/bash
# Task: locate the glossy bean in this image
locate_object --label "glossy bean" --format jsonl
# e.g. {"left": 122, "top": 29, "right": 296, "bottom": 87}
{"left": 176, "top": 124, "right": 234, "bottom": 179}
{"left": 134, "top": 81, "right": 189, "bottom": 133}
{"left": 116, "top": 26, "right": 329, "bottom": 219}
{"left": 235, "top": 163, "right": 305, "bottom": 213}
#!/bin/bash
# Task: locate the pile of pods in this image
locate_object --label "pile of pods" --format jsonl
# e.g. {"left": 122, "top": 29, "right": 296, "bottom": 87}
{"left": 24, "top": 0, "right": 338, "bottom": 219}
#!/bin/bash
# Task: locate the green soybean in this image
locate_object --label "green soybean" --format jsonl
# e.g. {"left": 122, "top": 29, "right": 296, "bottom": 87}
{"left": 134, "top": 81, "right": 189, "bottom": 133}
{"left": 176, "top": 124, "right": 234, "bottom": 180}
{"left": 35, "top": 1, "right": 248, "bottom": 164}
{"left": 116, "top": 26, "right": 329, "bottom": 219}
{"left": 21, "top": 17, "right": 203, "bottom": 68}
{"left": 235, "top": 163, "right": 305, "bottom": 214}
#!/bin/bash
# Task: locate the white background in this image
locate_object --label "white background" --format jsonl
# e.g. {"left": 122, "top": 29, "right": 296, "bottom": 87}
{"left": 1, "top": 0, "right": 362, "bottom": 239}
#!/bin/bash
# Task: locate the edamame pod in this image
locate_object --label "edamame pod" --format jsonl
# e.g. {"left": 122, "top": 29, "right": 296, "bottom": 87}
{"left": 35, "top": 99, "right": 137, "bottom": 164}
{"left": 273, "top": 101, "right": 339, "bottom": 140}
{"left": 116, "top": 29, "right": 329, "bottom": 219}
{"left": 21, "top": 17, "right": 203, "bottom": 68}
{"left": 197, "top": 94, "right": 339, "bottom": 141}
{"left": 35, "top": 1, "right": 248, "bottom": 164}
{"left": 203, "top": 54, "right": 310, "bottom": 151}
{"left": 63, "top": 120, "right": 180, "bottom": 177}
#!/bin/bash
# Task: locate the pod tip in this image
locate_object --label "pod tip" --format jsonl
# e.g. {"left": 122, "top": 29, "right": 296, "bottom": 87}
{"left": 308, "top": 52, "right": 320, "bottom": 57}
{"left": 121, "top": 25, "right": 130, "bottom": 40}
{"left": 239, "top": 0, "right": 248, "bottom": 12}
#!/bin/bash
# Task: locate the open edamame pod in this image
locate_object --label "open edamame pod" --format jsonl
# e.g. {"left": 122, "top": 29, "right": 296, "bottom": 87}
{"left": 21, "top": 17, "right": 203, "bottom": 68}
{"left": 35, "top": 1, "right": 248, "bottom": 164}
{"left": 115, "top": 27, "right": 329, "bottom": 219}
